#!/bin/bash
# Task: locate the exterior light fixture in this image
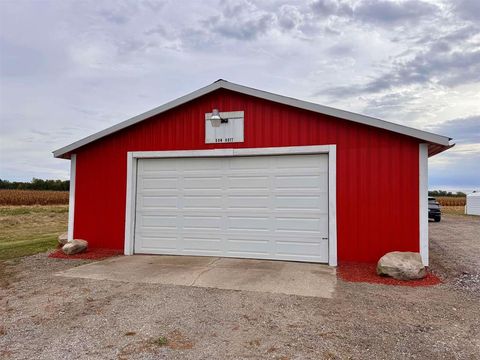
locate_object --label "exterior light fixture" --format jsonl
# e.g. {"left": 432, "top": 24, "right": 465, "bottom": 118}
{"left": 209, "top": 109, "right": 228, "bottom": 127}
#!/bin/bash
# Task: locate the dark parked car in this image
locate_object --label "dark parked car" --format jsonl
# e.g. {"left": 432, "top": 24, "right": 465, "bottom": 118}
{"left": 428, "top": 197, "right": 441, "bottom": 222}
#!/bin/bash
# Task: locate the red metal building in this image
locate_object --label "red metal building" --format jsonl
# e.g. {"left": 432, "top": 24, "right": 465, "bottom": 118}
{"left": 54, "top": 80, "right": 452, "bottom": 265}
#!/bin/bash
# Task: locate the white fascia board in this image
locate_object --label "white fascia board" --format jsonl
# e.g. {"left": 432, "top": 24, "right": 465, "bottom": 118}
{"left": 53, "top": 80, "right": 451, "bottom": 158}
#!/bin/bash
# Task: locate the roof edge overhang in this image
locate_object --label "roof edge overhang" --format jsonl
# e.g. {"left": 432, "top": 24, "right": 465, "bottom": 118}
{"left": 53, "top": 79, "right": 452, "bottom": 159}
{"left": 428, "top": 143, "right": 455, "bottom": 157}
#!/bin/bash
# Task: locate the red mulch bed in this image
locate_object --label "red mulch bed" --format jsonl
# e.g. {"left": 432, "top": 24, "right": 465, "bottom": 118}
{"left": 338, "top": 262, "right": 442, "bottom": 287}
{"left": 49, "top": 248, "right": 123, "bottom": 260}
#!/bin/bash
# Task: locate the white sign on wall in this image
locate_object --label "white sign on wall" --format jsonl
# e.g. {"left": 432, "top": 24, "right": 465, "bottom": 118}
{"left": 205, "top": 111, "right": 244, "bottom": 144}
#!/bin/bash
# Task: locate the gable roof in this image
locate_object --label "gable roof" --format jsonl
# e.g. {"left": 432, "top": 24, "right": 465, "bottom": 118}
{"left": 53, "top": 79, "right": 452, "bottom": 158}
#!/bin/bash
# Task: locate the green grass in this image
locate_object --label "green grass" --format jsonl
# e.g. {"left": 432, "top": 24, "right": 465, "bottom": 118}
{"left": 153, "top": 336, "right": 168, "bottom": 347}
{"left": 0, "top": 205, "right": 68, "bottom": 261}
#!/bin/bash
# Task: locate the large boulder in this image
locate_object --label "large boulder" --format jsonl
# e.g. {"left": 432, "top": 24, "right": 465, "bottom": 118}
{"left": 58, "top": 232, "right": 68, "bottom": 246}
{"left": 62, "top": 239, "right": 88, "bottom": 255}
{"left": 377, "top": 252, "right": 426, "bottom": 280}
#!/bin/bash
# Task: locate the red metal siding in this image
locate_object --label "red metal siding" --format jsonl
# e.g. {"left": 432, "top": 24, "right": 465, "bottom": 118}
{"left": 74, "top": 89, "right": 420, "bottom": 262}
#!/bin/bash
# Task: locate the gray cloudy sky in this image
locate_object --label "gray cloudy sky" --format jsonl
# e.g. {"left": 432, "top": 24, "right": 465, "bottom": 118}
{"left": 0, "top": 0, "right": 479, "bottom": 190}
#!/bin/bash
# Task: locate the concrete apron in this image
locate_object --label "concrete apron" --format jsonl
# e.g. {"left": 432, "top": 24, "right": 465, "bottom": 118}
{"left": 56, "top": 255, "right": 337, "bottom": 298}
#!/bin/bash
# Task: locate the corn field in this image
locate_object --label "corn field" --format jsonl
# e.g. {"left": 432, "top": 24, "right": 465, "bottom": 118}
{"left": 0, "top": 189, "right": 69, "bottom": 205}
{"left": 0, "top": 189, "right": 467, "bottom": 207}
{"left": 435, "top": 196, "right": 466, "bottom": 206}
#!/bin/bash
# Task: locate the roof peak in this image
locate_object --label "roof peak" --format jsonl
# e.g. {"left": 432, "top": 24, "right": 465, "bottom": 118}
{"left": 53, "top": 80, "right": 452, "bottom": 159}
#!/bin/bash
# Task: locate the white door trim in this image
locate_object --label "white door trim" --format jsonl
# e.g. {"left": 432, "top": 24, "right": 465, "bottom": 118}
{"left": 67, "top": 154, "right": 76, "bottom": 241}
{"left": 419, "top": 143, "right": 429, "bottom": 266}
{"left": 328, "top": 146, "right": 337, "bottom": 266}
{"left": 124, "top": 145, "right": 338, "bottom": 266}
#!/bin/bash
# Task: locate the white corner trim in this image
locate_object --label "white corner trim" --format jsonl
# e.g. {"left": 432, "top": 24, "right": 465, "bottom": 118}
{"left": 124, "top": 152, "right": 137, "bottom": 255}
{"left": 124, "top": 145, "right": 338, "bottom": 265}
{"left": 67, "top": 154, "right": 76, "bottom": 241}
{"left": 328, "top": 145, "right": 337, "bottom": 266}
{"left": 419, "top": 143, "right": 429, "bottom": 266}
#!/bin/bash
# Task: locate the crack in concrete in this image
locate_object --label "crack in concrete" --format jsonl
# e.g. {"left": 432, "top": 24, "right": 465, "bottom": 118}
{"left": 189, "top": 258, "right": 221, "bottom": 286}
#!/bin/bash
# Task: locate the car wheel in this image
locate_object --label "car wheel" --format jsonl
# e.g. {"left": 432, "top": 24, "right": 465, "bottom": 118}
{"left": 434, "top": 217, "right": 441, "bottom": 222}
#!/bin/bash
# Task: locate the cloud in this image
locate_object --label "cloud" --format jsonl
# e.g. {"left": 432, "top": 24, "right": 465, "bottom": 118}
{"left": 429, "top": 143, "right": 480, "bottom": 190}
{"left": 278, "top": 5, "right": 304, "bottom": 31}
{"left": 0, "top": 38, "right": 46, "bottom": 77}
{"left": 310, "top": 0, "right": 353, "bottom": 18}
{"left": 368, "top": 48, "right": 480, "bottom": 91}
{"left": 354, "top": 0, "right": 438, "bottom": 25}
{"left": 427, "top": 116, "right": 480, "bottom": 144}
{"left": 327, "top": 43, "right": 354, "bottom": 56}
{"left": 324, "top": 25, "right": 480, "bottom": 97}
{"left": 144, "top": 24, "right": 168, "bottom": 37}
{"left": 140, "top": 0, "right": 167, "bottom": 13}
{"left": 309, "top": 0, "right": 438, "bottom": 25}
{"left": 454, "top": 0, "right": 480, "bottom": 22}
{"left": 98, "top": 9, "right": 129, "bottom": 25}
{"left": 427, "top": 115, "right": 480, "bottom": 189}
{"left": 206, "top": 0, "right": 276, "bottom": 41}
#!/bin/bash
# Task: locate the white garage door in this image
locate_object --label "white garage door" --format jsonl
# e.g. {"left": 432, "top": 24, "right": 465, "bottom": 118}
{"left": 134, "top": 154, "right": 329, "bottom": 263}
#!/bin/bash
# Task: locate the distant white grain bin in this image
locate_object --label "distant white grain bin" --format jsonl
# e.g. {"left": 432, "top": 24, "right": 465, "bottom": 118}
{"left": 465, "top": 191, "right": 480, "bottom": 215}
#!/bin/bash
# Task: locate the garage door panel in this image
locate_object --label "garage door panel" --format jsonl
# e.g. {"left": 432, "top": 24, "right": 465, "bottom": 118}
{"left": 141, "top": 195, "right": 178, "bottom": 208}
{"left": 137, "top": 209, "right": 327, "bottom": 219}
{"left": 276, "top": 217, "right": 327, "bottom": 233}
{"left": 183, "top": 176, "right": 223, "bottom": 189}
{"left": 140, "top": 215, "right": 177, "bottom": 229}
{"left": 228, "top": 156, "right": 273, "bottom": 169}
{"left": 227, "top": 176, "right": 270, "bottom": 189}
{"left": 275, "top": 175, "right": 327, "bottom": 189}
{"left": 137, "top": 236, "right": 177, "bottom": 251}
{"left": 183, "top": 237, "right": 223, "bottom": 253}
{"left": 228, "top": 216, "right": 270, "bottom": 231}
{"left": 181, "top": 160, "right": 223, "bottom": 171}
{"left": 275, "top": 195, "right": 327, "bottom": 210}
{"left": 227, "top": 238, "right": 270, "bottom": 255}
{"left": 273, "top": 154, "right": 327, "bottom": 168}
{"left": 183, "top": 215, "right": 222, "bottom": 230}
{"left": 141, "top": 158, "right": 223, "bottom": 172}
{"left": 276, "top": 240, "right": 324, "bottom": 254}
{"left": 135, "top": 154, "right": 329, "bottom": 263}
{"left": 227, "top": 195, "right": 270, "bottom": 209}
{"left": 183, "top": 195, "right": 223, "bottom": 209}
{"left": 142, "top": 177, "right": 178, "bottom": 189}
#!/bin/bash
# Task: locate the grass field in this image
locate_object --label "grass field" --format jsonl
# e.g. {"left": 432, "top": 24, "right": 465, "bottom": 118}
{"left": 0, "top": 189, "right": 69, "bottom": 205}
{"left": 0, "top": 205, "right": 68, "bottom": 261}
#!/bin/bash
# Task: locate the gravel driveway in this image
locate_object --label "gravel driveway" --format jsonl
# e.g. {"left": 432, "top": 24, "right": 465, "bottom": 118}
{"left": 1, "top": 214, "right": 479, "bottom": 359}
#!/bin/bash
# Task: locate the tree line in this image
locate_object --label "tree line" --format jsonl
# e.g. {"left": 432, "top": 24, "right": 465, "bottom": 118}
{"left": 0, "top": 178, "right": 70, "bottom": 191}
{"left": 428, "top": 190, "right": 466, "bottom": 197}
